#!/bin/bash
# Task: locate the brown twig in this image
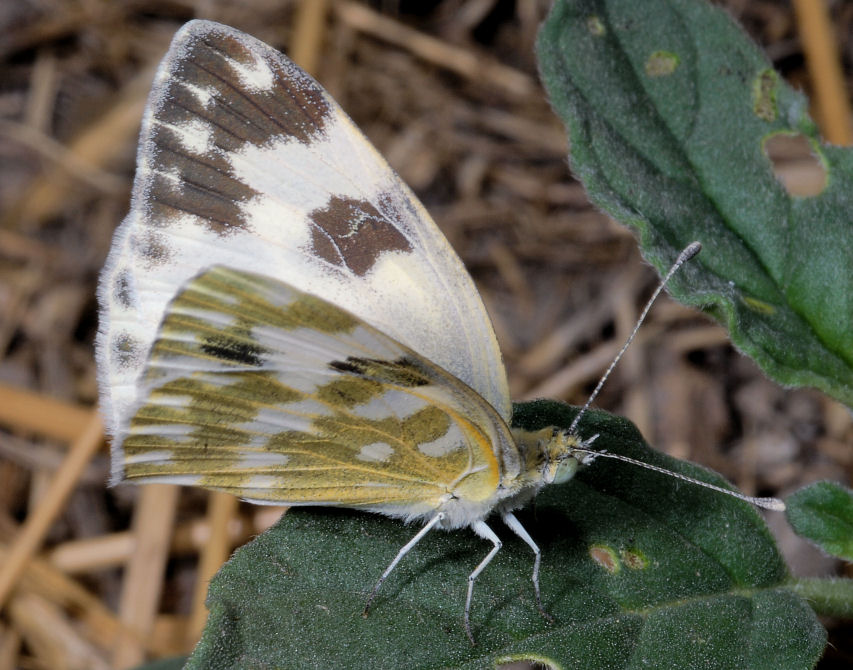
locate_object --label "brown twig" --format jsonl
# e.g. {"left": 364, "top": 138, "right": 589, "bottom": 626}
{"left": 0, "top": 410, "right": 103, "bottom": 610}
{"left": 111, "top": 484, "right": 180, "bottom": 669}
{"left": 334, "top": 1, "right": 537, "bottom": 98}
{"left": 1, "top": 67, "right": 153, "bottom": 230}
{"left": 0, "top": 384, "right": 94, "bottom": 444}
{"left": 187, "top": 492, "right": 240, "bottom": 644}
{"left": 792, "top": 0, "right": 853, "bottom": 145}
{"left": 290, "top": 0, "right": 331, "bottom": 76}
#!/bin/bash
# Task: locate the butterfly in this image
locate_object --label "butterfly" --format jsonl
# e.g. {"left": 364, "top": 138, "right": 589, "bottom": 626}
{"left": 96, "top": 19, "right": 781, "bottom": 643}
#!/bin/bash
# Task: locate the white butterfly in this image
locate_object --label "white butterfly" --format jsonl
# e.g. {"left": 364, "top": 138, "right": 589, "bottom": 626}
{"left": 96, "top": 20, "right": 781, "bottom": 642}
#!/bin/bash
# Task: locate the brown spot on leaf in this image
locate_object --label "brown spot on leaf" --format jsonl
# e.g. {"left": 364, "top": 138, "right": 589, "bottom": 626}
{"left": 587, "top": 15, "right": 606, "bottom": 36}
{"left": 753, "top": 69, "right": 778, "bottom": 122}
{"left": 645, "top": 51, "right": 679, "bottom": 77}
{"left": 589, "top": 544, "right": 620, "bottom": 574}
{"left": 620, "top": 548, "right": 649, "bottom": 570}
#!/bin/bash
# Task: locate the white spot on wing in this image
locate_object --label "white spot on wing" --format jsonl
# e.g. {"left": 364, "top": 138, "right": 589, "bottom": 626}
{"left": 274, "top": 372, "right": 324, "bottom": 395}
{"left": 356, "top": 442, "right": 394, "bottom": 462}
{"left": 351, "top": 391, "right": 427, "bottom": 421}
{"left": 233, "top": 114, "right": 395, "bottom": 235}
{"left": 237, "top": 452, "right": 290, "bottom": 468}
{"left": 129, "top": 423, "right": 196, "bottom": 444}
{"left": 125, "top": 449, "right": 175, "bottom": 464}
{"left": 224, "top": 52, "right": 275, "bottom": 92}
{"left": 278, "top": 399, "right": 329, "bottom": 418}
{"left": 146, "top": 394, "right": 195, "bottom": 408}
{"left": 162, "top": 118, "right": 214, "bottom": 155}
{"left": 172, "top": 302, "right": 241, "bottom": 327}
{"left": 161, "top": 166, "right": 182, "bottom": 187}
{"left": 256, "top": 326, "right": 402, "bottom": 369}
{"left": 182, "top": 81, "right": 216, "bottom": 107}
{"left": 221, "top": 424, "right": 277, "bottom": 449}
{"left": 418, "top": 422, "right": 464, "bottom": 457}
{"left": 251, "top": 407, "right": 315, "bottom": 433}
{"left": 136, "top": 475, "right": 203, "bottom": 487}
{"left": 244, "top": 474, "right": 281, "bottom": 489}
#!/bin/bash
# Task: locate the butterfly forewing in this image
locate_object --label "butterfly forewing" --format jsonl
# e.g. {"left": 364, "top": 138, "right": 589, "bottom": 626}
{"left": 97, "top": 20, "right": 509, "bottom": 451}
{"left": 122, "top": 266, "right": 517, "bottom": 519}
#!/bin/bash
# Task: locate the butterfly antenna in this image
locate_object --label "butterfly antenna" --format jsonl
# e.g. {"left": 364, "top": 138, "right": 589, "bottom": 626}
{"left": 567, "top": 241, "right": 702, "bottom": 436}
{"left": 572, "top": 446, "right": 786, "bottom": 510}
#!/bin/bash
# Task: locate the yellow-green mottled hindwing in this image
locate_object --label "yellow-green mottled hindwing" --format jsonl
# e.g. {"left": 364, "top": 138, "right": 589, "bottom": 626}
{"left": 121, "top": 266, "right": 518, "bottom": 523}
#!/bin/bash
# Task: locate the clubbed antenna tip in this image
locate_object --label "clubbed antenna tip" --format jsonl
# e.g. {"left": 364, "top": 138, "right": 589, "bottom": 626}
{"left": 679, "top": 241, "right": 702, "bottom": 263}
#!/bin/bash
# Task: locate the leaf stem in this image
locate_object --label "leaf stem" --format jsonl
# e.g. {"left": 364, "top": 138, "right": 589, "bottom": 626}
{"left": 786, "top": 577, "right": 853, "bottom": 617}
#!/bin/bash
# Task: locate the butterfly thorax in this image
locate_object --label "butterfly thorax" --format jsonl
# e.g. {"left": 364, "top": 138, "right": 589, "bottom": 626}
{"left": 487, "top": 427, "right": 590, "bottom": 515}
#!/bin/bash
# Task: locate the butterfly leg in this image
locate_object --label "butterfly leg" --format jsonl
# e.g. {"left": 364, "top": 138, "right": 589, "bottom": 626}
{"left": 501, "top": 511, "right": 554, "bottom": 623}
{"left": 465, "top": 520, "right": 502, "bottom": 644}
{"left": 363, "top": 512, "right": 445, "bottom": 617}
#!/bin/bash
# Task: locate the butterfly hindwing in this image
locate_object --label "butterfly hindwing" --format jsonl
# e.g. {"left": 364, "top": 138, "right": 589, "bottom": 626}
{"left": 121, "top": 266, "right": 519, "bottom": 520}
{"left": 97, "top": 20, "right": 509, "bottom": 450}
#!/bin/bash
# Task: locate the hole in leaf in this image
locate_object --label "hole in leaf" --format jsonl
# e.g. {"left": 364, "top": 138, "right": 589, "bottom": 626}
{"left": 763, "top": 133, "right": 827, "bottom": 197}
{"left": 498, "top": 660, "right": 556, "bottom": 670}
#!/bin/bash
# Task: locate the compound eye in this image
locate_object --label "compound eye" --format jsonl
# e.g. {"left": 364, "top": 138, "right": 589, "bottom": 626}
{"left": 550, "top": 458, "right": 579, "bottom": 485}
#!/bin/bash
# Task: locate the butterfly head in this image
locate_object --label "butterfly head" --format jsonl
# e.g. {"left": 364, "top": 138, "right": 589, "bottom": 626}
{"left": 511, "top": 427, "right": 600, "bottom": 490}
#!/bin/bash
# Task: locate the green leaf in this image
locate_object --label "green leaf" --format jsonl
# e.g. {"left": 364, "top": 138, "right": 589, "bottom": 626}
{"left": 130, "top": 658, "right": 188, "bottom": 670}
{"left": 788, "top": 577, "right": 853, "bottom": 619}
{"left": 185, "top": 402, "right": 824, "bottom": 669}
{"left": 537, "top": 0, "right": 853, "bottom": 408}
{"left": 786, "top": 481, "right": 853, "bottom": 560}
